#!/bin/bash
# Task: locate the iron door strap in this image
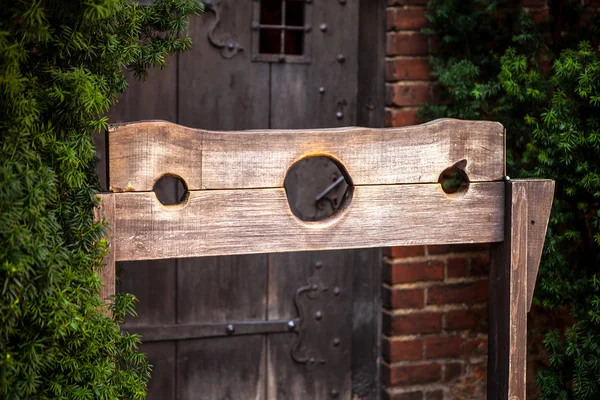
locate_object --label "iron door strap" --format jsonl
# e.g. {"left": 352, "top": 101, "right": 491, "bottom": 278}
{"left": 203, "top": 0, "right": 244, "bottom": 59}
{"left": 123, "top": 268, "right": 344, "bottom": 371}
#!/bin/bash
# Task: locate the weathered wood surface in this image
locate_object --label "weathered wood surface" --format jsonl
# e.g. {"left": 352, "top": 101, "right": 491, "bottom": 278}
{"left": 523, "top": 180, "right": 555, "bottom": 311}
{"left": 267, "top": 251, "right": 354, "bottom": 400}
{"left": 110, "top": 182, "right": 504, "bottom": 261}
{"left": 488, "top": 180, "right": 533, "bottom": 400}
{"left": 93, "top": 193, "right": 116, "bottom": 310}
{"left": 108, "top": 119, "right": 505, "bottom": 192}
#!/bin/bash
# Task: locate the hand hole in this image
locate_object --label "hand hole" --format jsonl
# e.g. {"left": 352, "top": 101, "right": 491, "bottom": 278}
{"left": 153, "top": 174, "right": 189, "bottom": 206}
{"left": 284, "top": 155, "right": 353, "bottom": 222}
{"left": 438, "top": 160, "right": 470, "bottom": 196}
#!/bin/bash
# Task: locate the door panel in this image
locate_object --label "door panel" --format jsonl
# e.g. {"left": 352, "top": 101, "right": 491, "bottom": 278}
{"left": 178, "top": 8, "right": 270, "bottom": 130}
{"left": 270, "top": 1, "right": 359, "bottom": 129}
{"left": 177, "top": 255, "right": 267, "bottom": 323}
{"left": 178, "top": 336, "right": 267, "bottom": 400}
{"left": 268, "top": 251, "right": 354, "bottom": 399}
{"left": 106, "top": 0, "right": 384, "bottom": 398}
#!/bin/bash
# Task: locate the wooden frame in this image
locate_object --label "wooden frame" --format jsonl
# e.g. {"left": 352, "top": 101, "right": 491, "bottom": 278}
{"left": 95, "top": 118, "right": 554, "bottom": 400}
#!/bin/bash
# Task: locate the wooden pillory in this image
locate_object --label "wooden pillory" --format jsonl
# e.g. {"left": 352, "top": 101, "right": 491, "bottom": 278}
{"left": 94, "top": 118, "right": 554, "bottom": 400}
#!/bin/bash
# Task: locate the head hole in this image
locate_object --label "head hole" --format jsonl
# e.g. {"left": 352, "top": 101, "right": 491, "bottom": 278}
{"left": 153, "top": 174, "right": 189, "bottom": 206}
{"left": 284, "top": 156, "right": 353, "bottom": 222}
{"left": 438, "top": 160, "right": 469, "bottom": 195}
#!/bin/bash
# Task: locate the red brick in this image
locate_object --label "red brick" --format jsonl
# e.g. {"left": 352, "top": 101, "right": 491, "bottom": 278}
{"left": 387, "top": 83, "right": 430, "bottom": 106}
{"left": 444, "top": 362, "right": 463, "bottom": 382}
{"left": 386, "top": 58, "right": 431, "bottom": 81}
{"left": 385, "top": 108, "right": 420, "bottom": 127}
{"left": 426, "top": 244, "right": 452, "bottom": 255}
{"left": 382, "top": 390, "right": 424, "bottom": 400}
{"left": 385, "top": 261, "right": 445, "bottom": 284}
{"left": 473, "top": 362, "right": 487, "bottom": 381}
{"left": 464, "top": 338, "right": 488, "bottom": 358}
{"left": 388, "top": 7, "right": 428, "bottom": 30}
{"left": 424, "top": 335, "right": 462, "bottom": 358}
{"left": 425, "top": 390, "right": 444, "bottom": 400}
{"left": 387, "top": 32, "right": 429, "bottom": 56}
{"left": 385, "top": 245, "right": 425, "bottom": 258}
{"left": 383, "top": 287, "right": 424, "bottom": 309}
{"left": 445, "top": 308, "right": 487, "bottom": 331}
{"left": 384, "top": 362, "right": 442, "bottom": 385}
{"left": 427, "top": 281, "right": 488, "bottom": 305}
{"left": 470, "top": 254, "right": 490, "bottom": 276}
{"left": 384, "top": 311, "right": 443, "bottom": 335}
{"left": 383, "top": 338, "right": 423, "bottom": 362}
{"left": 447, "top": 257, "right": 468, "bottom": 278}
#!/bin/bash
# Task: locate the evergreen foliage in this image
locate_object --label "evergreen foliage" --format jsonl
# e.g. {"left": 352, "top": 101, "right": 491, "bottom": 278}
{"left": 422, "top": 0, "right": 600, "bottom": 398}
{"left": 0, "top": 1, "right": 202, "bottom": 398}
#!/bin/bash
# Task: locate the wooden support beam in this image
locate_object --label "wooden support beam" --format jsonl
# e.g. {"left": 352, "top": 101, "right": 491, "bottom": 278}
{"left": 94, "top": 193, "right": 116, "bottom": 313}
{"left": 523, "top": 180, "right": 554, "bottom": 311}
{"left": 488, "top": 180, "right": 553, "bottom": 399}
{"left": 488, "top": 180, "right": 528, "bottom": 399}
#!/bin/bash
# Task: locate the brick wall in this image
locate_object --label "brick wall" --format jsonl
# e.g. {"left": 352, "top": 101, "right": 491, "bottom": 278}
{"left": 381, "top": 245, "right": 489, "bottom": 399}
{"left": 383, "top": 1, "right": 491, "bottom": 399}
{"left": 382, "top": 1, "right": 574, "bottom": 399}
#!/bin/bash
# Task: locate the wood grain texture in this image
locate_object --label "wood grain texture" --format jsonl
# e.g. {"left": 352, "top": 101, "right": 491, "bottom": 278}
{"left": 177, "top": 335, "right": 266, "bottom": 400}
{"left": 267, "top": 251, "right": 355, "bottom": 400}
{"left": 178, "top": 11, "right": 270, "bottom": 131}
{"left": 108, "top": 121, "right": 202, "bottom": 193}
{"left": 94, "top": 194, "right": 116, "bottom": 310}
{"left": 518, "top": 180, "right": 554, "bottom": 311}
{"left": 108, "top": 119, "right": 505, "bottom": 192}
{"left": 269, "top": 0, "right": 359, "bottom": 130}
{"left": 357, "top": 0, "right": 386, "bottom": 128}
{"left": 110, "top": 182, "right": 504, "bottom": 261}
{"left": 488, "top": 181, "right": 528, "bottom": 400}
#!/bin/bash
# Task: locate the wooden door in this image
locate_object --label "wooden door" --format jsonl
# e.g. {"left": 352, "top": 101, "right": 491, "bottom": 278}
{"left": 99, "top": 1, "right": 385, "bottom": 399}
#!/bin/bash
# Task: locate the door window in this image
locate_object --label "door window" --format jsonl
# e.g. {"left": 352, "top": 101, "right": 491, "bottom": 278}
{"left": 252, "top": 0, "right": 312, "bottom": 63}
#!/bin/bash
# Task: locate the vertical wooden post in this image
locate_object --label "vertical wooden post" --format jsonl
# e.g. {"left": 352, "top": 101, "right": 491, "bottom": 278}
{"left": 488, "top": 181, "right": 528, "bottom": 400}
{"left": 94, "top": 193, "right": 116, "bottom": 313}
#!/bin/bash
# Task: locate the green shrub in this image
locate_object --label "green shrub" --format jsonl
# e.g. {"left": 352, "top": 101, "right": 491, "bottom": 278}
{"left": 423, "top": 1, "right": 600, "bottom": 398}
{"left": 0, "top": 1, "right": 202, "bottom": 398}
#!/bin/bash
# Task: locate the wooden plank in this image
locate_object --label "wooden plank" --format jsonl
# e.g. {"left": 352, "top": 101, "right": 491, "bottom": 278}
{"left": 139, "top": 342, "right": 177, "bottom": 400}
{"left": 177, "top": 336, "right": 266, "bottom": 400}
{"left": 269, "top": 0, "right": 359, "bottom": 129}
{"left": 176, "top": 254, "right": 267, "bottom": 323}
{"left": 176, "top": 254, "right": 268, "bottom": 399}
{"left": 108, "top": 119, "right": 505, "bottom": 192}
{"left": 518, "top": 180, "right": 554, "bottom": 311}
{"left": 108, "top": 121, "right": 202, "bottom": 193}
{"left": 488, "top": 181, "right": 528, "bottom": 400}
{"left": 267, "top": 251, "right": 354, "bottom": 400}
{"left": 110, "top": 182, "right": 504, "bottom": 261}
{"left": 94, "top": 193, "right": 116, "bottom": 310}
{"left": 357, "top": 0, "right": 386, "bottom": 128}
{"left": 177, "top": 11, "right": 270, "bottom": 131}
{"left": 350, "top": 248, "right": 382, "bottom": 399}
{"left": 108, "top": 59, "right": 178, "bottom": 124}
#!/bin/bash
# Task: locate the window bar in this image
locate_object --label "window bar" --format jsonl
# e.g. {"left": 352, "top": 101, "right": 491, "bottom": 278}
{"left": 280, "top": 0, "right": 286, "bottom": 58}
{"left": 256, "top": 24, "right": 305, "bottom": 31}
